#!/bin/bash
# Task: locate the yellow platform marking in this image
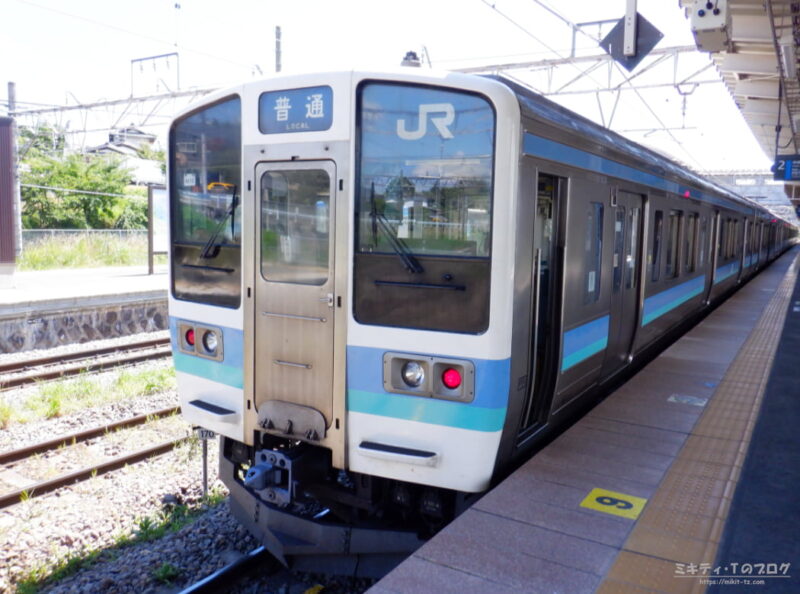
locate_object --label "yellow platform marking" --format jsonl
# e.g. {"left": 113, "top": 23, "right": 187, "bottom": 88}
{"left": 580, "top": 488, "right": 648, "bottom": 520}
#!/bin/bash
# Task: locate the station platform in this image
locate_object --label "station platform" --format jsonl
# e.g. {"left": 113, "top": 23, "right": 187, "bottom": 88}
{"left": 0, "top": 266, "right": 168, "bottom": 353}
{"left": 372, "top": 246, "right": 799, "bottom": 594}
{"left": 0, "top": 265, "right": 167, "bottom": 314}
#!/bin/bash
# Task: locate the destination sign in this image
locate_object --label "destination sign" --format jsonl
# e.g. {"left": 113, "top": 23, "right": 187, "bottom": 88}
{"left": 259, "top": 85, "right": 333, "bottom": 134}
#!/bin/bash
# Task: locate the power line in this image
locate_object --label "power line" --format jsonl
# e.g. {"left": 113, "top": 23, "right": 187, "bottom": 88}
{"left": 15, "top": 0, "right": 254, "bottom": 70}
{"left": 11, "top": 88, "right": 215, "bottom": 117}
{"left": 21, "top": 184, "right": 131, "bottom": 199}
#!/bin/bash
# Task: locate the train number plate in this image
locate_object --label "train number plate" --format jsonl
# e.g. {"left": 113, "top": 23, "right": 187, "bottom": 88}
{"left": 195, "top": 428, "right": 216, "bottom": 440}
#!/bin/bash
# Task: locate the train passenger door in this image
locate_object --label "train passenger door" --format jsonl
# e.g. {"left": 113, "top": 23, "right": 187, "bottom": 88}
{"left": 602, "top": 191, "right": 643, "bottom": 377}
{"left": 253, "top": 161, "right": 336, "bottom": 436}
{"left": 517, "top": 172, "right": 563, "bottom": 437}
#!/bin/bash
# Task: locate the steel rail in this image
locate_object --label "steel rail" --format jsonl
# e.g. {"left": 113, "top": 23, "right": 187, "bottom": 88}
{"left": 0, "top": 437, "right": 186, "bottom": 510}
{"left": 177, "top": 546, "right": 278, "bottom": 594}
{"left": 0, "top": 337, "right": 172, "bottom": 391}
{"left": 0, "top": 336, "right": 170, "bottom": 374}
{"left": 0, "top": 406, "right": 181, "bottom": 465}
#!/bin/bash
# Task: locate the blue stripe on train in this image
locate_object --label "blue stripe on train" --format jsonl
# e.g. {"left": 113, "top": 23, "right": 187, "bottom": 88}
{"left": 642, "top": 275, "right": 705, "bottom": 326}
{"left": 346, "top": 346, "right": 509, "bottom": 432}
{"left": 169, "top": 317, "right": 244, "bottom": 389}
{"left": 714, "top": 261, "right": 741, "bottom": 284}
{"left": 523, "top": 134, "right": 732, "bottom": 209}
{"left": 561, "top": 315, "right": 609, "bottom": 372}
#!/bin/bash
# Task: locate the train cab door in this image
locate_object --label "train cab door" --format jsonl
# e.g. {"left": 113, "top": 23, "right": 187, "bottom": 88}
{"left": 253, "top": 160, "right": 336, "bottom": 438}
{"left": 601, "top": 190, "right": 643, "bottom": 378}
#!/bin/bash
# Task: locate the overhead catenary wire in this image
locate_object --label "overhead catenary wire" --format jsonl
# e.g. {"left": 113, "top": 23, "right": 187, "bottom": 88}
{"left": 15, "top": 0, "right": 255, "bottom": 71}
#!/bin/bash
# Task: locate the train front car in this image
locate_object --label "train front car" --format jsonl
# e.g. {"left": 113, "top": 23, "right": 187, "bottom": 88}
{"left": 167, "top": 71, "right": 521, "bottom": 566}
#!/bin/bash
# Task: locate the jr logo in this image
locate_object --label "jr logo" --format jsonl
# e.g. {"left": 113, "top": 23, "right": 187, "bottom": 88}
{"left": 397, "top": 103, "right": 455, "bottom": 140}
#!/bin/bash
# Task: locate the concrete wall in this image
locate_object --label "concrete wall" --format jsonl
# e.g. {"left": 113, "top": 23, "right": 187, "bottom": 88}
{"left": 0, "top": 298, "right": 168, "bottom": 353}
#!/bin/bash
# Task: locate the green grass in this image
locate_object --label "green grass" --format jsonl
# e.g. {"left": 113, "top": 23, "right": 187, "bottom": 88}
{"left": 7, "top": 366, "right": 176, "bottom": 426}
{"left": 18, "top": 234, "right": 167, "bottom": 271}
{"left": 16, "top": 550, "right": 104, "bottom": 594}
{"left": 0, "top": 399, "right": 12, "bottom": 429}
{"left": 152, "top": 562, "right": 181, "bottom": 584}
{"left": 14, "top": 487, "right": 227, "bottom": 593}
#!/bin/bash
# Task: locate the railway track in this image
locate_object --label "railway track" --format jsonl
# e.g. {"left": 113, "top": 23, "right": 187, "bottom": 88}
{"left": 177, "top": 546, "right": 279, "bottom": 594}
{"left": 0, "top": 405, "right": 183, "bottom": 510}
{"left": 0, "top": 336, "right": 172, "bottom": 391}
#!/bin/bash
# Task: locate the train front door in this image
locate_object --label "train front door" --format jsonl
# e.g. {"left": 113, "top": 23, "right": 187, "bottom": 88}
{"left": 254, "top": 160, "right": 336, "bottom": 436}
{"left": 602, "top": 190, "right": 643, "bottom": 377}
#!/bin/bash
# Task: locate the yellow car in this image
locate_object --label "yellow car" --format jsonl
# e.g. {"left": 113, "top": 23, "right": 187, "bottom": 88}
{"left": 207, "top": 182, "right": 234, "bottom": 192}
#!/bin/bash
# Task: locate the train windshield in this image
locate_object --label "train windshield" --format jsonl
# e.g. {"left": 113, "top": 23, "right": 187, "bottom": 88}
{"left": 355, "top": 82, "right": 495, "bottom": 333}
{"left": 357, "top": 83, "right": 494, "bottom": 258}
{"left": 169, "top": 96, "right": 242, "bottom": 308}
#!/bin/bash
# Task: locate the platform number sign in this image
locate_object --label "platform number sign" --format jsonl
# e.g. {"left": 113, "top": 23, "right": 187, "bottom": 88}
{"left": 773, "top": 155, "right": 800, "bottom": 181}
{"left": 580, "top": 487, "right": 647, "bottom": 520}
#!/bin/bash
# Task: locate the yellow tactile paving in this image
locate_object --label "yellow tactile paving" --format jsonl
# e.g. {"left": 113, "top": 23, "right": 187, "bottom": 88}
{"left": 598, "top": 252, "right": 799, "bottom": 593}
{"left": 607, "top": 551, "right": 697, "bottom": 593}
{"left": 596, "top": 579, "right": 662, "bottom": 594}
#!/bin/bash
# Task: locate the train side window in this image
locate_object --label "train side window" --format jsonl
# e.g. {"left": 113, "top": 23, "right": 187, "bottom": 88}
{"left": 651, "top": 210, "right": 663, "bottom": 282}
{"left": 625, "top": 207, "right": 640, "bottom": 290}
{"left": 684, "top": 213, "right": 697, "bottom": 273}
{"left": 583, "top": 201, "right": 604, "bottom": 304}
{"left": 665, "top": 210, "right": 682, "bottom": 278}
{"left": 698, "top": 216, "right": 707, "bottom": 268}
{"left": 723, "top": 219, "right": 730, "bottom": 259}
{"left": 717, "top": 217, "right": 726, "bottom": 261}
{"left": 612, "top": 206, "right": 625, "bottom": 292}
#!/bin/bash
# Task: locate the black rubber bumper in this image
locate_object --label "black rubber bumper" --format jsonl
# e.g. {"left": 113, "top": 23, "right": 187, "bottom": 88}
{"left": 220, "top": 449, "right": 424, "bottom": 567}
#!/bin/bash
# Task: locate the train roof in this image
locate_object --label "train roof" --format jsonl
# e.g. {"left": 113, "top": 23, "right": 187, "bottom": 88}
{"left": 487, "top": 74, "right": 788, "bottom": 221}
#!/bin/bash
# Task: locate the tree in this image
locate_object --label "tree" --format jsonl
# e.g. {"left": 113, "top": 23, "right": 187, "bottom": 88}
{"left": 136, "top": 144, "right": 167, "bottom": 175}
{"left": 21, "top": 153, "right": 133, "bottom": 229}
{"left": 18, "top": 124, "right": 66, "bottom": 160}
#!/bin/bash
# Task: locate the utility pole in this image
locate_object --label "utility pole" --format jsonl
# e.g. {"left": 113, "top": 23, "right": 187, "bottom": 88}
{"left": 275, "top": 26, "right": 282, "bottom": 73}
{"left": 8, "top": 83, "right": 21, "bottom": 262}
{"left": 0, "top": 82, "right": 21, "bottom": 286}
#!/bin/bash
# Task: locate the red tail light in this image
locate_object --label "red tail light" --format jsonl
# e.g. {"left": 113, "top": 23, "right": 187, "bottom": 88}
{"left": 442, "top": 368, "right": 462, "bottom": 389}
{"left": 185, "top": 328, "right": 195, "bottom": 346}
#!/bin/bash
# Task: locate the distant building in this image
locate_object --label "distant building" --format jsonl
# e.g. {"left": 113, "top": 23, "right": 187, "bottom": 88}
{"left": 86, "top": 125, "right": 157, "bottom": 156}
{"left": 84, "top": 126, "right": 164, "bottom": 185}
{"left": 108, "top": 126, "right": 157, "bottom": 149}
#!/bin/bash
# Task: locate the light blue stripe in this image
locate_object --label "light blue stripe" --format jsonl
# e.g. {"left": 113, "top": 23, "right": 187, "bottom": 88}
{"left": 561, "top": 337, "right": 608, "bottom": 372}
{"left": 523, "top": 134, "right": 734, "bottom": 209}
{"left": 169, "top": 317, "right": 244, "bottom": 388}
{"left": 348, "top": 389, "right": 506, "bottom": 432}
{"left": 345, "top": 346, "right": 509, "bottom": 431}
{"left": 642, "top": 275, "right": 705, "bottom": 326}
{"left": 346, "top": 346, "right": 509, "bottom": 409}
{"left": 173, "top": 351, "right": 244, "bottom": 388}
{"left": 714, "top": 261, "right": 740, "bottom": 284}
{"left": 561, "top": 315, "right": 609, "bottom": 372}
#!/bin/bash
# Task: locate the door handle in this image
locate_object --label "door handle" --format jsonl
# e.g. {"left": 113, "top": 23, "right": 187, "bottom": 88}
{"left": 319, "top": 293, "right": 334, "bottom": 307}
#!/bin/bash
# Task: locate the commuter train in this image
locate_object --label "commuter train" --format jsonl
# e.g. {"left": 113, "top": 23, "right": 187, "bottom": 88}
{"left": 167, "top": 67, "right": 796, "bottom": 568}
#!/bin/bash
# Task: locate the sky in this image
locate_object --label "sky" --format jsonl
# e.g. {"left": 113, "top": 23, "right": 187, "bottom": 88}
{"left": 0, "top": 0, "right": 777, "bottom": 173}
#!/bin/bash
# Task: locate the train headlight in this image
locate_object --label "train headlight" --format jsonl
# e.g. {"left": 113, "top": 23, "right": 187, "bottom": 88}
{"left": 202, "top": 330, "right": 218, "bottom": 353}
{"left": 401, "top": 361, "right": 425, "bottom": 387}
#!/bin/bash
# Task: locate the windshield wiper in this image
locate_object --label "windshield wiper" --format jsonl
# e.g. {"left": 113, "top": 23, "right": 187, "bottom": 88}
{"left": 200, "top": 186, "right": 239, "bottom": 259}
{"left": 369, "top": 182, "right": 424, "bottom": 274}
